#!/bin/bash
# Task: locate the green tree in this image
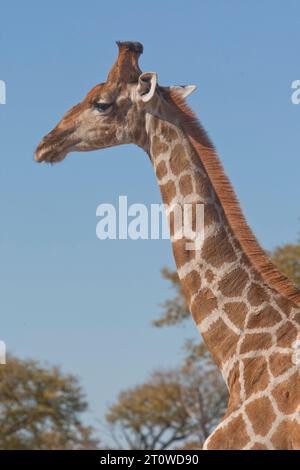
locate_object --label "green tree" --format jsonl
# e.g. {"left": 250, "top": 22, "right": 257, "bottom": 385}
{"left": 0, "top": 356, "right": 99, "bottom": 450}
{"left": 178, "top": 342, "right": 227, "bottom": 446}
{"left": 105, "top": 363, "right": 227, "bottom": 450}
{"left": 271, "top": 237, "right": 300, "bottom": 288}
{"left": 152, "top": 268, "right": 189, "bottom": 328}
{"left": 106, "top": 371, "right": 195, "bottom": 450}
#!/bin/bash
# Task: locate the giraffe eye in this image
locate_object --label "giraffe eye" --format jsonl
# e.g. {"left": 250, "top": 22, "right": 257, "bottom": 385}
{"left": 93, "top": 102, "right": 112, "bottom": 112}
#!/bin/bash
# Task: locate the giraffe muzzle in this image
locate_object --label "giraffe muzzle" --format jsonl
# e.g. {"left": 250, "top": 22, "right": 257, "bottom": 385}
{"left": 35, "top": 126, "right": 78, "bottom": 163}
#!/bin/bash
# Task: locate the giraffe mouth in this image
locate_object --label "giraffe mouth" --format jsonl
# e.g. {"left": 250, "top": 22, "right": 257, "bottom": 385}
{"left": 35, "top": 146, "right": 68, "bottom": 164}
{"left": 35, "top": 127, "right": 80, "bottom": 163}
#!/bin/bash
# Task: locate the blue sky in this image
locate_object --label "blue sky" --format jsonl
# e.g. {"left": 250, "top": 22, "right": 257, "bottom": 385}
{"left": 0, "top": 0, "right": 299, "bottom": 440}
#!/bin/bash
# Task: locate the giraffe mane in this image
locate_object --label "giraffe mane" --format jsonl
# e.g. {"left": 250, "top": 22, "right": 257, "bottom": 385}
{"left": 167, "top": 89, "right": 300, "bottom": 307}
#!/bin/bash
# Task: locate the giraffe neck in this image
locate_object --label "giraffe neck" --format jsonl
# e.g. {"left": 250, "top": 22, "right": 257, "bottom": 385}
{"left": 145, "top": 114, "right": 248, "bottom": 368}
{"left": 136, "top": 105, "right": 300, "bottom": 449}
{"left": 143, "top": 113, "right": 299, "bottom": 395}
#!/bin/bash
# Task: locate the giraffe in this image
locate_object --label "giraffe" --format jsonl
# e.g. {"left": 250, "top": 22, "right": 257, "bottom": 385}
{"left": 35, "top": 41, "right": 300, "bottom": 450}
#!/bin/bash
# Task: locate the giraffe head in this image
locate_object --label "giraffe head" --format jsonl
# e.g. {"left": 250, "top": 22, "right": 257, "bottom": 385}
{"left": 35, "top": 41, "right": 196, "bottom": 163}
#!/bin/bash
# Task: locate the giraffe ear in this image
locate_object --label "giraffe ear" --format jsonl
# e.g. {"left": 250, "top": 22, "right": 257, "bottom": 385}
{"left": 137, "top": 72, "right": 157, "bottom": 102}
{"left": 170, "top": 85, "right": 197, "bottom": 98}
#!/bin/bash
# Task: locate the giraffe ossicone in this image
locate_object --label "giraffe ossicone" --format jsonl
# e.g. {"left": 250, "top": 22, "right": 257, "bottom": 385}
{"left": 35, "top": 41, "right": 300, "bottom": 450}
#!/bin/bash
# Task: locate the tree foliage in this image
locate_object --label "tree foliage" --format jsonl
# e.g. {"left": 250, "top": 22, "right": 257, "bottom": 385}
{"left": 152, "top": 268, "right": 190, "bottom": 327}
{"left": 105, "top": 343, "right": 227, "bottom": 450}
{"left": 271, "top": 237, "right": 300, "bottom": 288}
{"left": 106, "top": 371, "right": 195, "bottom": 450}
{"left": 179, "top": 342, "right": 228, "bottom": 444}
{"left": 0, "top": 356, "right": 99, "bottom": 450}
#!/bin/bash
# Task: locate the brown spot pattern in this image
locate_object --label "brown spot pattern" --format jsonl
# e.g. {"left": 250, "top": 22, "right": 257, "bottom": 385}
{"left": 243, "top": 357, "right": 269, "bottom": 397}
{"left": 246, "top": 306, "right": 282, "bottom": 329}
{"left": 206, "top": 414, "right": 249, "bottom": 450}
{"left": 194, "top": 176, "right": 212, "bottom": 199}
{"left": 181, "top": 270, "right": 201, "bottom": 299}
{"left": 172, "top": 238, "right": 196, "bottom": 269}
{"left": 170, "top": 144, "right": 189, "bottom": 175}
{"left": 203, "top": 203, "right": 220, "bottom": 228}
{"left": 269, "top": 352, "right": 293, "bottom": 377}
{"left": 161, "top": 124, "right": 178, "bottom": 141}
{"left": 205, "top": 318, "right": 239, "bottom": 363}
{"left": 294, "top": 312, "right": 300, "bottom": 325}
{"left": 151, "top": 135, "right": 168, "bottom": 157}
{"left": 202, "top": 229, "right": 237, "bottom": 269}
{"left": 179, "top": 174, "right": 193, "bottom": 196}
{"left": 271, "top": 419, "right": 300, "bottom": 449}
{"left": 224, "top": 302, "right": 247, "bottom": 329}
{"left": 227, "top": 365, "right": 242, "bottom": 410}
{"left": 275, "top": 296, "right": 293, "bottom": 317}
{"left": 240, "top": 333, "right": 272, "bottom": 353}
{"left": 276, "top": 321, "right": 298, "bottom": 348}
{"left": 205, "top": 269, "right": 215, "bottom": 283}
{"left": 218, "top": 267, "right": 249, "bottom": 297}
{"left": 247, "top": 282, "right": 270, "bottom": 307}
{"left": 272, "top": 372, "right": 300, "bottom": 414}
{"left": 246, "top": 397, "right": 276, "bottom": 436}
{"left": 155, "top": 161, "right": 168, "bottom": 180}
{"left": 160, "top": 180, "right": 176, "bottom": 206}
{"left": 191, "top": 288, "right": 217, "bottom": 324}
